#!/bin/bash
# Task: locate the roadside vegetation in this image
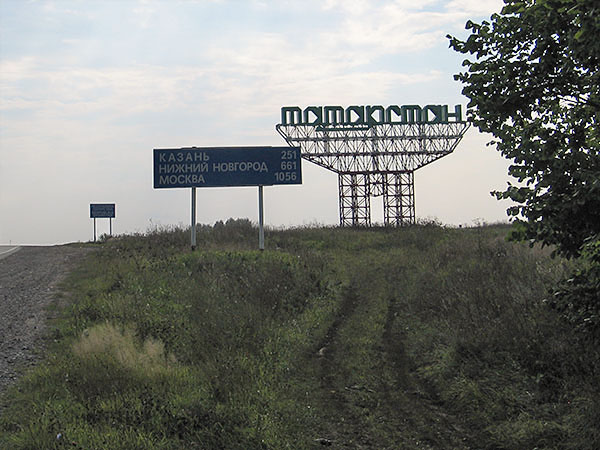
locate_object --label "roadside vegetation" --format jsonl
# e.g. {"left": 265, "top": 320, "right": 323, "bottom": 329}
{"left": 1, "top": 219, "right": 599, "bottom": 449}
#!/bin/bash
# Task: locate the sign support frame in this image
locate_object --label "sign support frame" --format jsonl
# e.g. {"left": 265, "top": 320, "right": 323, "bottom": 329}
{"left": 258, "top": 185, "right": 265, "bottom": 251}
{"left": 191, "top": 187, "right": 197, "bottom": 251}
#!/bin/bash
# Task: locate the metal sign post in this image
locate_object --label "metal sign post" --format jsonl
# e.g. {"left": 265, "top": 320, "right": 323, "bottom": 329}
{"left": 258, "top": 185, "right": 265, "bottom": 251}
{"left": 191, "top": 187, "right": 197, "bottom": 251}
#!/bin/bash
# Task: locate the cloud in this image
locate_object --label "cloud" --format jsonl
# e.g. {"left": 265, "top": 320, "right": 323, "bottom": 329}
{"left": 0, "top": 0, "right": 482, "bottom": 150}
{"left": 0, "top": 0, "right": 507, "bottom": 244}
{"left": 0, "top": 27, "right": 443, "bottom": 130}
{"left": 446, "top": 0, "right": 503, "bottom": 16}
{"left": 316, "top": 0, "right": 503, "bottom": 56}
{"left": 1, "top": 0, "right": 488, "bottom": 117}
{"left": 0, "top": 58, "right": 206, "bottom": 117}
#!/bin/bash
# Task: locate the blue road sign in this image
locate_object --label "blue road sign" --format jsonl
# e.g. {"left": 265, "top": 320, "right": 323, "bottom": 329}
{"left": 153, "top": 146, "right": 302, "bottom": 189}
{"left": 90, "top": 203, "right": 115, "bottom": 218}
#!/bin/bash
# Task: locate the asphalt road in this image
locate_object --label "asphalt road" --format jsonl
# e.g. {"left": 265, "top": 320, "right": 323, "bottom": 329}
{"left": 0, "top": 246, "right": 21, "bottom": 261}
{"left": 0, "top": 245, "right": 90, "bottom": 415}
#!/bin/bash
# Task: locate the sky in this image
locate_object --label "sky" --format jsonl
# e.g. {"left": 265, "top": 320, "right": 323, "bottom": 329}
{"left": 0, "top": 0, "right": 510, "bottom": 245}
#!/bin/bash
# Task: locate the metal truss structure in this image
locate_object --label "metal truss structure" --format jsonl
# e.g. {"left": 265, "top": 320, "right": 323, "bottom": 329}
{"left": 276, "top": 121, "right": 470, "bottom": 226}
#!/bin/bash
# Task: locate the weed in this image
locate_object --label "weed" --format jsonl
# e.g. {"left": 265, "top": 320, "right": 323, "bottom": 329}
{"left": 1, "top": 223, "right": 598, "bottom": 449}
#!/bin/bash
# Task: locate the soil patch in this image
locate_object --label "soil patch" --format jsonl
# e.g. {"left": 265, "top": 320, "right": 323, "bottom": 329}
{"left": 0, "top": 245, "right": 90, "bottom": 414}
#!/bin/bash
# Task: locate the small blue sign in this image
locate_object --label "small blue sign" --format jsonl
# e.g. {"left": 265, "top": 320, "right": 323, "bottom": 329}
{"left": 153, "top": 146, "right": 302, "bottom": 189}
{"left": 90, "top": 203, "right": 115, "bottom": 218}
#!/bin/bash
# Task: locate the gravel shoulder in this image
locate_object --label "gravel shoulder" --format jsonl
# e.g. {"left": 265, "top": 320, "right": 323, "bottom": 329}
{"left": 0, "top": 245, "right": 91, "bottom": 412}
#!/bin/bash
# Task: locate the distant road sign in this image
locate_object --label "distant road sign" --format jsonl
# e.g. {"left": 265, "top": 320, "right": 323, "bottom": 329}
{"left": 153, "top": 146, "right": 302, "bottom": 189}
{"left": 90, "top": 203, "right": 115, "bottom": 218}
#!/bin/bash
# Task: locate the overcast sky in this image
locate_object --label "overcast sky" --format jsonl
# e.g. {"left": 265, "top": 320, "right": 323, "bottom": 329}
{"left": 0, "top": 0, "right": 509, "bottom": 245}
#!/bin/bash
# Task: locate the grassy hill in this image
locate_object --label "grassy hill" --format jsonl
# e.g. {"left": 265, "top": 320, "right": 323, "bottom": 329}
{"left": 1, "top": 221, "right": 599, "bottom": 449}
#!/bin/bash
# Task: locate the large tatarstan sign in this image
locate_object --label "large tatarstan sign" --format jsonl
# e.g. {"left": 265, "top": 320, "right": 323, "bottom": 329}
{"left": 153, "top": 146, "right": 302, "bottom": 189}
{"left": 280, "top": 104, "right": 464, "bottom": 126}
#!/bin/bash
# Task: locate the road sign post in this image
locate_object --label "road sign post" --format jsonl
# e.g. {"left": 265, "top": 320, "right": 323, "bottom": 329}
{"left": 90, "top": 203, "right": 116, "bottom": 242}
{"left": 153, "top": 146, "right": 301, "bottom": 250}
{"left": 258, "top": 185, "right": 265, "bottom": 250}
{"left": 191, "top": 187, "right": 197, "bottom": 251}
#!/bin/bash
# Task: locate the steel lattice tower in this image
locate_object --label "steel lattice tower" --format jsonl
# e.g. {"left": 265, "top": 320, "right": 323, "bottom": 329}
{"left": 276, "top": 106, "right": 470, "bottom": 226}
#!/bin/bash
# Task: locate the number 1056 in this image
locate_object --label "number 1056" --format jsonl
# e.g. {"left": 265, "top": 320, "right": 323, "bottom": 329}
{"left": 275, "top": 171, "right": 297, "bottom": 182}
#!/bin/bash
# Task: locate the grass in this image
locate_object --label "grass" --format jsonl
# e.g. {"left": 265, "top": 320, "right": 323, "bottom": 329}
{"left": 1, "top": 219, "right": 599, "bottom": 449}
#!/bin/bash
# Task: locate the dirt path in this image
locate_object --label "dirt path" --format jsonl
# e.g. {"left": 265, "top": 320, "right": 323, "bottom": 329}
{"left": 306, "top": 263, "right": 471, "bottom": 449}
{"left": 0, "top": 245, "right": 90, "bottom": 413}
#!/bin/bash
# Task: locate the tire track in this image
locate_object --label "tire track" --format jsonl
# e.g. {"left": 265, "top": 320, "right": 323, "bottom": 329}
{"left": 307, "top": 260, "right": 471, "bottom": 449}
{"left": 311, "top": 282, "right": 366, "bottom": 448}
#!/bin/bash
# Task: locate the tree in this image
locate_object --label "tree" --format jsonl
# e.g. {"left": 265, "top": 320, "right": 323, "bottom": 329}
{"left": 448, "top": 0, "right": 600, "bottom": 339}
{"left": 448, "top": 0, "right": 600, "bottom": 259}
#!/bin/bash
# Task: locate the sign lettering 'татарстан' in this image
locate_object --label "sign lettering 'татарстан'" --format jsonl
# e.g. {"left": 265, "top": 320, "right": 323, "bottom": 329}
{"left": 279, "top": 104, "right": 464, "bottom": 126}
{"left": 153, "top": 146, "right": 302, "bottom": 189}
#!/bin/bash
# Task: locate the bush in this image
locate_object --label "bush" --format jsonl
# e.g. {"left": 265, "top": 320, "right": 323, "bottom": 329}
{"left": 2, "top": 224, "right": 599, "bottom": 449}
{"left": 551, "top": 236, "right": 600, "bottom": 343}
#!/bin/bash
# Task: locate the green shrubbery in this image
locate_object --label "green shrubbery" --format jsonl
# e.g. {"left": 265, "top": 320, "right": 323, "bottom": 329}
{"left": 1, "top": 222, "right": 599, "bottom": 448}
{"left": 449, "top": 0, "right": 600, "bottom": 347}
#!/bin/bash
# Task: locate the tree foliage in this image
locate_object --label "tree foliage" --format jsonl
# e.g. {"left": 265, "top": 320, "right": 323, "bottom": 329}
{"left": 448, "top": 0, "right": 600, "bottom": 339}
{"left": 448, "top": 0, "right": 600, "bottom": 259}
